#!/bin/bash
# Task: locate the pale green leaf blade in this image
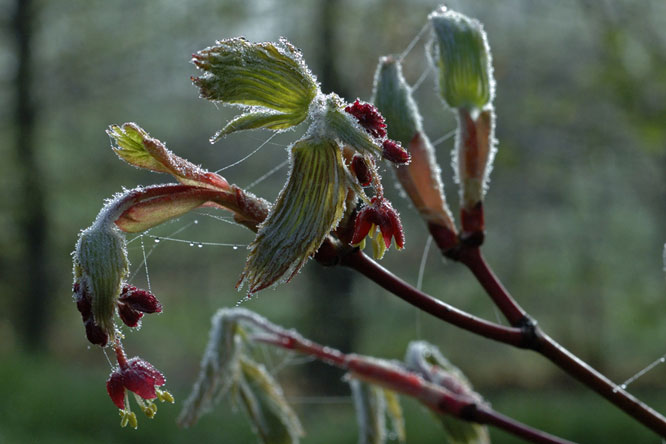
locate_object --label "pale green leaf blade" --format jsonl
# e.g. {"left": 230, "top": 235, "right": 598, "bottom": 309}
{"left": 238, "top": 136, "right": 348, "bottom": 293}
{"left": 213, "top": 111, "right": 304, "bottom": 141}
{"left": 178, "top": 310, "right": 242, "bottom": 427}
{"left": 108, "top": 123, "right": 230, "bottom": 190}
{"left": 236, "top": 358, "right": 304, "bottom": 444}
{"left": 350, "top": 379, "right": 386, "bottom": 444}
{"left": 382, "top": 389, "right": 406, "bottom": 443}
{"left": 192, "top": 38, "right": 317, "bottom": 120}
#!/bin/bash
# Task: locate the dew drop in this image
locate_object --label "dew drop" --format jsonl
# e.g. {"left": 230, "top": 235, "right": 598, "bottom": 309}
{"left": 189, "top": 242, "right": 194, "bottom": 247}
{"left": 233, "top": 246, "right": 238, "bottom": 250}
{"left": 620, "top": 384, "right": 626, "bottom": 390}
{"left": 661, "top": 357, "right": 665, "bottom": 363}
{"left": 194, "top": 219, "right": 199, "bottom": 224}
{"left": 154, "top": 237, "right": 160, "bottom": 243}
{"left": 198, "top": 243, "right": 203, "bottom": 248}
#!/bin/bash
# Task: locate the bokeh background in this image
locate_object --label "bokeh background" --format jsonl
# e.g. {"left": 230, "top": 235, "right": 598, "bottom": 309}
{"left": 1, "top": 0, "right": 665, "bottom": 442}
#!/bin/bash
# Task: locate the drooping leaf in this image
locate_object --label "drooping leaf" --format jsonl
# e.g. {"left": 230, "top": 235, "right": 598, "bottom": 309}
{"left": 405, "top": 341, "right": 490, "bottom": 444}
{"left": 350, "top": 379, "right": 387, "bottom": 444}
{"left": 238, "top": 136, "right": 348, "bottom": 293}
{"left": 178, "top": 310, "right": 242, "bottom": 427}
{"left": 382, "top": 389, "right": 406, "bottom": 443}
{"left": 235, "top": 357, "right": 304, "bottom": 444}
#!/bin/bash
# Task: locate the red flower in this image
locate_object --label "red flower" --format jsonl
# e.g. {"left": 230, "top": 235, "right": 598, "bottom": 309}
{"left": 73, "top": 283, "right": 109, "bottom": 347}
{"left": 106, "top": 351, "right": 174, "bottom": 428}
{"left": 117, "top": 285, "right": 162, "bottom": 328}
{"left": 382, "top": 139, "right": 410, "bottom": 165}
{"left": 107, "top": 357, "right": 167, "bottom": 410}
{"left": 345, "top": 99, "right": 387, "bottom": 139}
{"left": 351, "top": 197, "right": 405, "bottom": 258}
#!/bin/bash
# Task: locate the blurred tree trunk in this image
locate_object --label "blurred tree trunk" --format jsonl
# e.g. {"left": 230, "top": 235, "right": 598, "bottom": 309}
{"left": 315, "top": 0, "right": 350, "bottom": 99}
{"left": 303, "top": 0, "right": 356, "bottom": 395}
{"left": 13, "top": 0, "right": 50, "bottom": 350}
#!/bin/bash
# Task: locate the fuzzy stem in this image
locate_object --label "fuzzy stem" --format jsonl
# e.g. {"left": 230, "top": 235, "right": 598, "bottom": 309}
{"left": 252, "top": 320, "right": 572, "bottom": 444}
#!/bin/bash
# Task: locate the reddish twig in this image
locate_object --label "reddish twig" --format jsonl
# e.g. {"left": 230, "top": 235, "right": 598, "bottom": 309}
{"left": 248, "top": 317, "right": 573, "bottom": 444}
{"left": 456, "top": 246, "right": 666, "bottom": 437}
{"left": 339, "top": 249, "right": 526, "bottom": 348}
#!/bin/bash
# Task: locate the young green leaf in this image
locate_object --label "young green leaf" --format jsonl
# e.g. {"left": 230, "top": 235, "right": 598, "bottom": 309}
{"left": 405, "top": 341, "right": 490, "bottom": 444}
{"left": 350, "top": 379, "right": 387, "bottom": 444}
{"left": 238, "top": 136, "right": 349, "bottom": 293}
{"left": 178, "top": 310, "right": 242, "bottom": 427}
{"left": 107, "top": 123, "right": 230, "bottom": 190}
{"left": 192, "top": 38, "right": 319, "bottom": 138}
{"left": 235, "top": 357, "right": 304, "bottom": 444}
{"left": 382, "top": 389, "right": 406, "bottom": 443}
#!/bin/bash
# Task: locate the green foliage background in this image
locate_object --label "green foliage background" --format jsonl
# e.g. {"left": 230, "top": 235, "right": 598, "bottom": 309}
{"left": 0, "top": 0, "right": 665, "bottom": 442}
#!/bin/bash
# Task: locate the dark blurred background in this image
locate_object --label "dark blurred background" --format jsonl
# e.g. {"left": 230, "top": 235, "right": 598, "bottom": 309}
{"left": 1, "top": 0, "right": 665, "bottom": 442}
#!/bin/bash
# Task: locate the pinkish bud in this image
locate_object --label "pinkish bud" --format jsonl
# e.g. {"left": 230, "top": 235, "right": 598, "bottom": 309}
{"left": 382, "top": 139, "right": 410, "bottom": 165}
{"left": 351, "top": 155, "right": 373, "bottom": 187}
{"left": 345, "top": 99, "right": 387, "bottom": 139}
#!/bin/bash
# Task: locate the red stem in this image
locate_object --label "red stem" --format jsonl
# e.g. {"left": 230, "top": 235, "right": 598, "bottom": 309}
{"left": 474, "top": 405, "right": 575, "bottom": 444}
{"left": 458, "top": 246, "right": 666, "bottom": 437}
{"left": 458, "top": 247, "right": 527, "bottom": 326}
{"left": 253, "top": 321, "right": 572, "bottom": 444}
{"left": 340, "top": 249, "right": 526, "bottom": 348}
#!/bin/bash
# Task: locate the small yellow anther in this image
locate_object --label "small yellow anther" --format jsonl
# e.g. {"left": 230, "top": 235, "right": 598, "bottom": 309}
{"left": 156, "top": 388, "right": 175, "bottom": 403}
{"left": 128, "top": 412, "right": 138, "bottom": 429}
{"left": 119, "top": 409, "right": 137, "bottom": 429}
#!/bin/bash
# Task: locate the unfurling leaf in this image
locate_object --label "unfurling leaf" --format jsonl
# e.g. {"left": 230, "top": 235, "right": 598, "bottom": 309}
{"left": 350, "top": 379, "right": 386, "bottom": 444}
{"left": 192, "top": 38, "right": 319, "bottom": 139}
{"left": 429, "top": 7, "right": 494, "bottom": 110}
{"left": 178, "top": 309, "right": 242, "bottom": 427}
{"left": 382, "top": 389, "right": 406, "bottom": 443}
{"left": 107, "top": 123, "right": 229, "bottom": 190}
{"left": 238, "top": 137, "right": 348, "bottom": 293}
{"left": 405, "top": 341, "right": 490, "bottom": 444}
{"left": 235, "top": 358, "right": 304, "bottom": 444}
{"left": 372, "top": 56, "right": 456, "bottom": 234}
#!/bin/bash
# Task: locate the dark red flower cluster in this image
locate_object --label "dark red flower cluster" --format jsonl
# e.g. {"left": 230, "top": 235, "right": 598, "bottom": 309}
{"left": 74, "top": 282, "right": 109, "bottom": 347}
{"left": 382, "top": 139, "right": 410, "bottom": 164}
{"left": 117, "top": 285, "right": 162, "bottom": 328}
{"left": 107, "top": 356, "right": 167, "bottom": 410}
{"left": 344, "top": 99, "right": 387, "bottom": 139}
{"left": 344, "top": 99, "right": 410, "bottom": 165}
{"left": 351, "top": 155, "right": 373, "bottom": 187}
{"left": 73, "top": 283, "right": 162, "bottom": 346}
{"left": 351, "top": 196, "right": 405, "bottom": 250}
